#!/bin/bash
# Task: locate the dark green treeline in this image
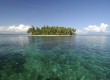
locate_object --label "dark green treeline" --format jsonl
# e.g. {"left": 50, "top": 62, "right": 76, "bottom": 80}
{"left": 27, "top": 25, "right": 76, "bottom": 35}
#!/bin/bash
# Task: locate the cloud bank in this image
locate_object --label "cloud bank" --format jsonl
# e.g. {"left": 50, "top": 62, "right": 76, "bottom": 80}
{"left": 77, "top": 23, "right": 110, "bottom": 35}
{"left": 0, "top": 24, "right": 31, "bottom": 34}
{"left": 0, "top": 23, "right": 109, "bottom": 35}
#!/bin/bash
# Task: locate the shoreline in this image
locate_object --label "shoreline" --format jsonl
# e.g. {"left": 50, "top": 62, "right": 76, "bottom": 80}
{"left": 28, "top": 35, "right": 75, "bottom": 36}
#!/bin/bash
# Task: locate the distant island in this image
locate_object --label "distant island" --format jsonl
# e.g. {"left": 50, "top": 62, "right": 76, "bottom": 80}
{"left": 27, "top": 25, "right": 76, "bottom": 35}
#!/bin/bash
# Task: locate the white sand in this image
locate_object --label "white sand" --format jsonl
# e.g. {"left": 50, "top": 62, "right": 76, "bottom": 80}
{"left": 28, "top": 35, "right": 74, "bottom": 36}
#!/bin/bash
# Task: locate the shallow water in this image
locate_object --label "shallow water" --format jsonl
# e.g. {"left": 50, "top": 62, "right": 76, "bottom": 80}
{"left": 0, "top": 35, "right": 110, "bottom": 80}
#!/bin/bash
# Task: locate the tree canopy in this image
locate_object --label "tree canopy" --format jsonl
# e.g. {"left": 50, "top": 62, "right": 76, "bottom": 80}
{"left": 27, "top": 25, "right": 76, "bottom": 35}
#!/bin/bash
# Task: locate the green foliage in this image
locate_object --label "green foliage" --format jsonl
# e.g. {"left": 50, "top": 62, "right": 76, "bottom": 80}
{"left": 27, "top": 25, "right": 76, "bottom": 35}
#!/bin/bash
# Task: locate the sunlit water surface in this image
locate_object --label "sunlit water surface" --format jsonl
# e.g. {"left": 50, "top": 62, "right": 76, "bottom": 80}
{"left": 0, "top": 35, "right": 110, "bottom": 80}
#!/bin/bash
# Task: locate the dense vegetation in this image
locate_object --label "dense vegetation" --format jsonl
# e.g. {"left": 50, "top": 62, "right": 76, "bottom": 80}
{"left": 27, "top": 26, "right": 76, "bottom": 35}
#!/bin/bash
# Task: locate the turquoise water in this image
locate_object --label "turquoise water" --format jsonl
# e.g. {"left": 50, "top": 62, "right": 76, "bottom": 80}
{"left": 0, "top": 35, "right": 110, "bottom": 80}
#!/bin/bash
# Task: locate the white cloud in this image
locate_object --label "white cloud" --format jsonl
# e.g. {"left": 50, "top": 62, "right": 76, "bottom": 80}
{"left": 77, "top": 23, "right": 110, "bottom": 35}
{"left": 0, "top": 24, "right": 31, "bottom": 34}
{"left": 0, "top": 23, "right": 110, "bottom": 35}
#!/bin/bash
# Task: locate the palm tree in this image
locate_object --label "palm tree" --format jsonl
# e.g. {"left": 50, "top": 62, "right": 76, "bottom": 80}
{"left": 27, "top": 26, "right": 36, "bottom": 35}
{"left": 27, "top": 25, "right": 76, "bottom": 35}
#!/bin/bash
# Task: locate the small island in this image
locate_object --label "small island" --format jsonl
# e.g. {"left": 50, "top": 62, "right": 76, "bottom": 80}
{"left": 27, "top": 25, "right": 76, "bottom": 36}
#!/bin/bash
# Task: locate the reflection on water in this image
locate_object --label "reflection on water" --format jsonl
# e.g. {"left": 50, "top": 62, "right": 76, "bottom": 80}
{"left": 0, "top": 35, "right": 110, "bottom": 80}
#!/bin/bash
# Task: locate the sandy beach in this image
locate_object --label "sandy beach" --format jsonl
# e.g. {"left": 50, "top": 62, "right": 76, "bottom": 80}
{"left": 27, "top": 35, "right": 74, "bottom": 36}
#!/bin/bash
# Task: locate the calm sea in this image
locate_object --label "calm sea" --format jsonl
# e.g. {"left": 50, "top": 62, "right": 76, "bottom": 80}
{"left": 0, "top": 35, "right": 110, "bottom": 80}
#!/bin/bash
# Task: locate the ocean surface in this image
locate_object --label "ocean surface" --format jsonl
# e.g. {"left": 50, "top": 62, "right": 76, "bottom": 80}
{"left": 0, "top": 35, "right": 110, "bottom": 80}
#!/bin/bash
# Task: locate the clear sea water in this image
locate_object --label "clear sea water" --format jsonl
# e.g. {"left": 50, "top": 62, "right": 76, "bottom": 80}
{"left": 0, "top": 35, "right": 110, "bottom": 80}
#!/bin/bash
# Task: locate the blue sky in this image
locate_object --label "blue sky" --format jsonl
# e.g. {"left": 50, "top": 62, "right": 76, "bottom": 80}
{"left": 0, "top": 0, "right": 110, "bottom": 34}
